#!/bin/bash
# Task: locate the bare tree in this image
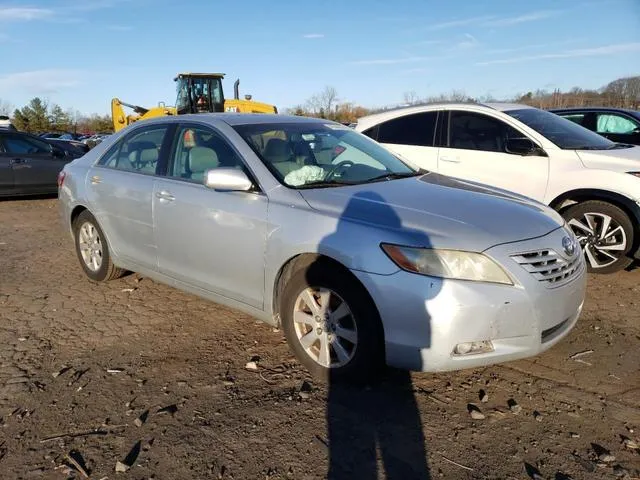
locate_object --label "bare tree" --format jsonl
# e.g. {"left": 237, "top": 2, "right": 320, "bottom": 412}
{"left": 424, "top": 89, "right": 471, "bottom": 104}
{"left": 403, "top": 91, "right": 420, "bottom": 105}
{"left": 0, "top": 98, "right": 13, "bottom": 116}
{"left": 306, "top": 86, "right": 339, "bottom": 117}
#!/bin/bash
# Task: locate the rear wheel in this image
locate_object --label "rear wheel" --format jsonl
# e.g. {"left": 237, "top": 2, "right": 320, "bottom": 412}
{"left": 280, "top": 262, "right": 384, "bottom": 381}
{"left": 73, "top": 211, "right": 125, "bottom": 282}
{"left": 562, "top": 200, "right": 634, "bottom": 274}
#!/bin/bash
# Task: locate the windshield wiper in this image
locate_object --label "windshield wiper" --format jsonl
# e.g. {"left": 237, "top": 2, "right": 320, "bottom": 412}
{"left": 296, "top": 179, "right": 357, "bottom": 189}
{"left": 607, "top": 143, "right": 634, "bottom": 149}
{"left": 363, "top": 171, "right": 423, "bottom": 183}
{"left": 573, "top": 146, "right": 610, "bottom": 150}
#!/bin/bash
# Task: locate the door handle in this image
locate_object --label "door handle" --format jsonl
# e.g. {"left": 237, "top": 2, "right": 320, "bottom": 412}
{"left": 90, "top": 175, "right": 101, "bottom": 184}
{"left": 440, "top": 156, "right": 460, "bottom": 163}
{"left": 155, "top": 190, "right": 175, "bottom": 202}
{"left": 10, "top": 158, "right": 26, "bottom": 165}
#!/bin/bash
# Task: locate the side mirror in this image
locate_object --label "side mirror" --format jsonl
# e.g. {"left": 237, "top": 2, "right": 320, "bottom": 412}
{"left": 505, "top": 137, "right": 543, "bottom": 156}
{"left": 204, "top": 168, "right": 253, "bottom": 192}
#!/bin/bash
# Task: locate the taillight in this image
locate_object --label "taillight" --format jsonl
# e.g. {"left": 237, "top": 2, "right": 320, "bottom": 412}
{"left": 57, "top": 171, "right": 66, "bottom": 188}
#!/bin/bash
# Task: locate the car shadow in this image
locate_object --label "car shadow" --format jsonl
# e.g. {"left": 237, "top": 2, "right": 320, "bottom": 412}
{"left": 308, "top": 190, "right": 436, "bottom": 479}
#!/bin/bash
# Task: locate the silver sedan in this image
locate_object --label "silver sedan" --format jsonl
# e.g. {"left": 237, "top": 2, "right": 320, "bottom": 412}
{"left": 58, "top": 114, "right": 587, "bottom": 380}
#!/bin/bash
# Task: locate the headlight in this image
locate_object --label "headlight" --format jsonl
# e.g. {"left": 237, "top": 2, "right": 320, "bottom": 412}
{"left": 381, "top": 244, "right": 513, "bottom": 285}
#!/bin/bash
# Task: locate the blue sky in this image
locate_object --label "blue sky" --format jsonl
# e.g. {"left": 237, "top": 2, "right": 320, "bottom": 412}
{"left": 1, "top": 0, "right": 639, "bottom": 115}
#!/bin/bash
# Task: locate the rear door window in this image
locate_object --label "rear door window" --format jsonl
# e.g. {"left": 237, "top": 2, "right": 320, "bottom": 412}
{"left": 374, "top": 112, "right": 438, "bottom": 147}
{"left": 98, "top": 126, "right": 168, "bottom": 174}
{"left": 560, "top": 113, "right": 587, "bottom": 127}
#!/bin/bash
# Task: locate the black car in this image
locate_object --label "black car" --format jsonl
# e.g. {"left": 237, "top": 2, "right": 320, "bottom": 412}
{"left": 45, "top": 138, "right": 90, "bottom": 157}
{"left": 0, "top": 130, "right": 81, "bottom": 196}
{"left": 550, "top": 107, "right": 640, "bottom": 145}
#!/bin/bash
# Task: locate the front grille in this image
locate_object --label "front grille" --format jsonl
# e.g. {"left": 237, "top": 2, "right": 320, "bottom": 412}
{"left": 511, "top": 249, "right": 582, "bottom": 287}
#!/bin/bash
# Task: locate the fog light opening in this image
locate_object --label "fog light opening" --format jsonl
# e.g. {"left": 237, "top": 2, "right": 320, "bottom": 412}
{"left": 453, "top": 340, "right": 494, "bottom": 356}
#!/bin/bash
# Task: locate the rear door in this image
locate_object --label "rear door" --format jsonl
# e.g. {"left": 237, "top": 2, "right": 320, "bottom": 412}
{"left": 88, "top": 124, "right": 174, "bottom": 270}
{"left": 595, "top": 112, "right": 640, "bottom": 145}
{"left": 438, "top": 110, "right": 549, "bottom": 202}
{"left": 361, "top": 111, "right": 440, "bottom": 170}
{"left": 0, "top": 133, "right": 66, "bottom": 194}
{"left": 555, "top": 111, "right": 597, "bottom": 132}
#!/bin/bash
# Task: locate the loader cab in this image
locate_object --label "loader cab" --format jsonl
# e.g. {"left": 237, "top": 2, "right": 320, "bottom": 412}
{"left": 175, "top": 73, "right": 225, "bottom": 115}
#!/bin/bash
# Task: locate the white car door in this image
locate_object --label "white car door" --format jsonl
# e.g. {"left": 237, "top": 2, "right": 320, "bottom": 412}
{"left": 437, "top": 110, "right": 549, "bottom": 202}
{"left": 361, "top": 111, "right": 440, "bottom": 171}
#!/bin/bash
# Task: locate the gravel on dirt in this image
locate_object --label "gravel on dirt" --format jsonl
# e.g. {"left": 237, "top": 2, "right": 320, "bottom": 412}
{"left": 0, "top": 197, "right": 639, "bottom": 479}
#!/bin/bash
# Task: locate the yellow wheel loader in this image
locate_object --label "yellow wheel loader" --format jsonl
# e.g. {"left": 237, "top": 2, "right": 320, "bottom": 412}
{"left": 111, "top": 73, "right": 277, "bottom": 132}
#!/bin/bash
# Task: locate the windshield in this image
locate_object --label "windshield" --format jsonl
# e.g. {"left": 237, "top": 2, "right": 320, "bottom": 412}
{"left": 506, "top": 108, "right": 616, "bottom": 150}
{"left": 233, "top": 122, "right": 419, "bottom": 188}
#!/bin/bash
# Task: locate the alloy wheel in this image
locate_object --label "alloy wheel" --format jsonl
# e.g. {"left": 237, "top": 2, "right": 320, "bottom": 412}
{"left": 292, "top": 287, "right": 358, "bottom": 368}
{"left": 568, "top": 212, "right": 627, "bottom": 269}
{"left": 78, "top": 221, "right": 103, "bottom": 272}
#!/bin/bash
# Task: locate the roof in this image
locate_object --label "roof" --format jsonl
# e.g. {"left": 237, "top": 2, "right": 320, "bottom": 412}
{"left": 483, "top": 102, "right": 535, "bottom": 112}
{"left": 355, "top": 102, "right": 534, "bottom": 130}
{"left": 174, "top": 73, "right": 225, "bottom": 80}
{"left": 548, "top": 106, "right": 640, "bottom": 116}
{"left": 139, "top": 113, "right": 332, "bottom": 127}
{"left": 213, "top": 113, "right": 331, "bottom": 126}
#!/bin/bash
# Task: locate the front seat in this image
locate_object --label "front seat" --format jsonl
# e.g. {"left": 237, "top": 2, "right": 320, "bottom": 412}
{"left": 187, "top": 146, "right": 219, "bottom": 182}
{"left": 263, "top": 138, "right": 299, "bottom": 177}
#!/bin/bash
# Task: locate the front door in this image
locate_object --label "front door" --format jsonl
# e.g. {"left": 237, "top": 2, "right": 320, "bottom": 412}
{"left": 438, "top": 110, "right": 549, "bottom": 202}
{"left": 0, "top": 152, "right": 14, "bottom": 194}
{"left": 0, "top": 133, "right": 66, "bottom": 194}
{"left": 88, "top": 124, "right": 172, "bottom": 270}
{"left": 154, "top": 124, "right": 268, "bottom": 308}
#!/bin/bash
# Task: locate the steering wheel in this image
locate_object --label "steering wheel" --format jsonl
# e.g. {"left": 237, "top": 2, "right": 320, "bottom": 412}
{"left": 324, "top": 160, "right": 354, "bottom": 180}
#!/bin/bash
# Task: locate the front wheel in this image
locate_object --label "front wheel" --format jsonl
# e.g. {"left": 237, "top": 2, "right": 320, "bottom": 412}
{"left": 562, "top": 200, "right": 634, "bottom": 274}
{"left": 280, "top": 262, "right": 384, "bottom": 381}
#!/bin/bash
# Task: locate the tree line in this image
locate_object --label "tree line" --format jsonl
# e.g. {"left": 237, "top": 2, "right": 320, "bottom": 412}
{"left": 288, "top": 75, "right": 640, "bottom": 123}
{"left": 515, "top": 76, "right": 640, "bottom": 109}
{"left": 1, "top": 75, "right": 638, "bottom": 133}
{"left": 0, "top": 97, "right": 112, "bottom": 134}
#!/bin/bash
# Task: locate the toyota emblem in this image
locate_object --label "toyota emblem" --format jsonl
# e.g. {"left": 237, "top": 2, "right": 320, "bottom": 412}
{"left": 562, "top": 236, "right": 576, "bottom": 257}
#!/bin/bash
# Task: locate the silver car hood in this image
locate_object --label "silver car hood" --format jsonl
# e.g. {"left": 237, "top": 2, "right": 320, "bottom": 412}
{"left": 299, "top": 173, "right": 563, "bottom": 252}
{"left": 576, "top": 145, "right": 640, "bottom": 172}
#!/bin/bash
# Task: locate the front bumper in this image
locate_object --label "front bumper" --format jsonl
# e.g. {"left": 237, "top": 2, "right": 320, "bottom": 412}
{"left": 353, "top": 229, "right": 587, "bottom": 372}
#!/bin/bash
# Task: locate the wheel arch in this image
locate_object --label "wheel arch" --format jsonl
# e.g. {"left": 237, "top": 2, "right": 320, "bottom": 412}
{"left": 70, "top": 204, "right": 89, "bottom": 228}
{"left": 271, "top": 253, "right": 383, "bottom": 330}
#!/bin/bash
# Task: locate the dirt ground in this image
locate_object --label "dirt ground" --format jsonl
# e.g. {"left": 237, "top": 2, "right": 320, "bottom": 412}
{"left": 0, "top": 197, "right": 639, "bottom": 480}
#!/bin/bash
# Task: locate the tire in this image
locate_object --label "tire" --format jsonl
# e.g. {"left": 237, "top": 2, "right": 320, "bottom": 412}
{"left": 562, "top": 200, "right": 634, "bottom": 274}
{"left": 280, "top": 261, "right": 384, "bottom": 382}
{"left": 73, "top": 210, "right": 125, "bottom": 282}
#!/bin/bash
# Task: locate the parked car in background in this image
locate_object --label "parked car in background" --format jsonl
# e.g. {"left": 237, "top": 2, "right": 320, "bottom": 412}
{"left": 44, "top": 137, "right": 90, "bottom": 157}
{"left": 356, "top": 103, "right": 640, "bottom": 274}
{"left": 82, "top": 133, "right": 111, "bottom": 148}
{"left": 1, "top": 129, "right": 81, "bottom": 196}
{"left": 550, "top": 107, "right": 640, "bottom": 146}
{"left": 0, "top": 116, "right": 16, "bottom": 130}
{"left": 58, "top": 114, "right": 585, "bottom": 379}
{"left": 40, "top": 132, "right": 64, "bottom": 139}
